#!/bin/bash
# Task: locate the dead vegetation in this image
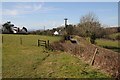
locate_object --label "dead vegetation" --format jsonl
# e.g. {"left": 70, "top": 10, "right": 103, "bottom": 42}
{"left": 50, "top": 36, "right": 120, "bottom": 79}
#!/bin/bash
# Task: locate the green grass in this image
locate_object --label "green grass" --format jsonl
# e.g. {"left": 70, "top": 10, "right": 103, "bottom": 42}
{"left": 2, "top": 34, "right": 61, "bottom": 46}
{"left": 108, "top": 33, "right": 120, "bottom": 39}
{"left": 34, "top": 52, "right": 109, "bottom": 78}
{"left": 2, "top": 34, "right": 109, "bottom": 78}
{"left": 96, "top": 39, "right": 119, "bottom": 52}
{"left": 96, "top": 39, "right": 118, "bottom": 47}
{"left": 85, "top": 37, "right": 119, "bottom": 52}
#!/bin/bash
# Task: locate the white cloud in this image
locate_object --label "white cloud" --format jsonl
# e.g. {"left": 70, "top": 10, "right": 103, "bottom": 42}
{"left": 2, "top": 2, "right": 58, "bottom": 16}
{"left": 14, "top": 3, "right": 43, "bottom": 11}
{"left": 3, "top": 4, "right": 42, "bottom": 16}
{"left": 15, "top": 4, "right": 32, "bottom": 9}
{"left": 3, "top": 9, "right": 19, "bottom": 16}
{"left": 33, "top": 4, "right": 42, "bottom": 11}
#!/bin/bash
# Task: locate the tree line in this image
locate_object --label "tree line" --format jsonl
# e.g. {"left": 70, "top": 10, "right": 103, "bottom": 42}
{"left": 30, "top": 13, "right": 119, "bottom": 43}
{"left": 2, "top": 13, "right": 119, "bottom": 43}
{"left": 1, "top": 21, "right": 28, "bottom": 34}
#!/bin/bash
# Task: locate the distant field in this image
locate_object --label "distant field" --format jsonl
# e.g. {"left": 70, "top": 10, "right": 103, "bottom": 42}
{"left": 96, "top": 39, "right": 118, "bottom": 47}
{"left": 108, "top": 33, "right": 120, "bottom": 40}
{"left": 96, "top": 39, "right": 119, "bottom": 52}
{"left": 2, "top": 34, "right": 61, "bottom": 46}
{"left": 2, "top": 34, "right": 109, "bottom": 78}
{"left": 85, "top": 37, "right": 119, "bottom": 52}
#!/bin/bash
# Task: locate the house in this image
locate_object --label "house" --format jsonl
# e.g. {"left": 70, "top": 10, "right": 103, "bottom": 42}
{"left": 12, "top": 27, "right": 20, "bottom": 33}
{"left": 54, "top": 31, "right": 59, "bottom": 35}
{"left": 12, "top": 27, "right": 27, "bottom": 34}
{"left": 2, "top": 22, "right": 27, "bottom": 34}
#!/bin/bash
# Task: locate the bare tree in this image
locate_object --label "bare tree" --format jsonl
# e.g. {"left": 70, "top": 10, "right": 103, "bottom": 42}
{"left": 78, "top": 12, "right": 105, "bottom": 38}
{"left": 80, "top": 12, "right": 99, "bottom": 24}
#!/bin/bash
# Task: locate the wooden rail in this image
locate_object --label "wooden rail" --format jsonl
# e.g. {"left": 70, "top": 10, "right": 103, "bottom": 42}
{"left": 38, "top": 39, "right": 50, "bottom": 49}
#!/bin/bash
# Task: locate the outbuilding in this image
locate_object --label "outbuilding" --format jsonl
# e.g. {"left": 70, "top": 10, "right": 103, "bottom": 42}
{"left": 54, "top": 31, "right": 59, "bottom": 35}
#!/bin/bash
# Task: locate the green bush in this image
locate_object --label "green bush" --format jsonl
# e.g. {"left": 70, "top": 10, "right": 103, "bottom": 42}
{"left": 90, "top": 33, "right": 96, "bottom": 44}
{"left": 116, "top": 35, "right": 120, "bottom": 40}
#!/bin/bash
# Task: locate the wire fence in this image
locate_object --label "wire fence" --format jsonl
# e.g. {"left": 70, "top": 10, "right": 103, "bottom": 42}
{"left": 2, "top": 35, "right": 51, "bottom": 47}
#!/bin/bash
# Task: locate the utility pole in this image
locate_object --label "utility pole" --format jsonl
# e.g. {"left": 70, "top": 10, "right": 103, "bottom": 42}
{"left": 44, "top": 26, "right": 45, "bottom": 31}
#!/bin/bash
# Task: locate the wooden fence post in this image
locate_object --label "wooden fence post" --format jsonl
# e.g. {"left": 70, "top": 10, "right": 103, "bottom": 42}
{"left": 90, "top": 48, "right": 98, "bottom": 66}
{"left": 45, "top": 41, "right": 47, "bottom": 48}
{"left": 2, "top": 36, "right": 3, "bottom": 43}
{"left": 38, "top": 39, "right": 40, "bottom": 47}
{"left": 47, "top": 40, "right": 49, "bottom": 48}
{"left": 20, "top": 37, "right": 22, "bottom": 45}
{"left": 38, "top": 40, "right": 50, "bottom": 50}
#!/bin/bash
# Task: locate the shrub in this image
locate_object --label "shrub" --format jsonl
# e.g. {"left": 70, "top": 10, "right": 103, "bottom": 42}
{"left": 90, "top": 33, "right": 96, "bottom": 44}
{"left": 116, "top": 35, "right": 120, "bottom": 40}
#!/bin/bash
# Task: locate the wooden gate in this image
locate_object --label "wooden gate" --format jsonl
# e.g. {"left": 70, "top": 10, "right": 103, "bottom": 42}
{"left": 38, "top": 39, "right": 49, "bottom": 48}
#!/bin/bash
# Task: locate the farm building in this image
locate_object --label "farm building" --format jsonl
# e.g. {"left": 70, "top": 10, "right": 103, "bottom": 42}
{"left": 12, "top": 27, "right": 20, "bottom": 33}
{"left": 54, "top": 31, "right": 59, "bottom": 35}
{"left": 2, "top": 21, "right": 28, "bottom": 34}
{"left": 12, "top": 27, "right": 27, "bottom": 34}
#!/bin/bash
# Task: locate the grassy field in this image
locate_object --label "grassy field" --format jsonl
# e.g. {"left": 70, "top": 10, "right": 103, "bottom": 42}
{"left": 2, "top": 34, "right": 109, "bottom": 78}
{"left": 96, "top": 39, "right": 118, "bottom": 47}
{"left": 86, "top": 37, "right": 119, "bottom": 52}
{"left": 108, "top": 33, "right": 120, "bottom": 40}
{"left": 96, "top": 39, "right": 119, "bottom": 52}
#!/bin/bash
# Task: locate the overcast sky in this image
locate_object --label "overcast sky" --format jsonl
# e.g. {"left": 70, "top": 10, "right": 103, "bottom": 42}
{"left": 2, "top": 2, "right": 118, "bottom": 30}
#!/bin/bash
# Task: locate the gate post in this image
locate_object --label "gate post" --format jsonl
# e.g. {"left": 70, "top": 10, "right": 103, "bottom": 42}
{"left": 20, "top": 37, "right": 22, "bottom": 45}
{"left": 47, "top": 40, "right": 49, "bottom": 48}
{"left": 38, "top": 39, "right": 40, "bottom": 47}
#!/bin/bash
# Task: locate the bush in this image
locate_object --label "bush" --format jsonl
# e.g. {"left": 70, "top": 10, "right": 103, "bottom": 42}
{"left": 90, "top": 33, "right": 96, "bottom": 44}
{"left": 116, "top": 35, "right": 120, "bottom": 40}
